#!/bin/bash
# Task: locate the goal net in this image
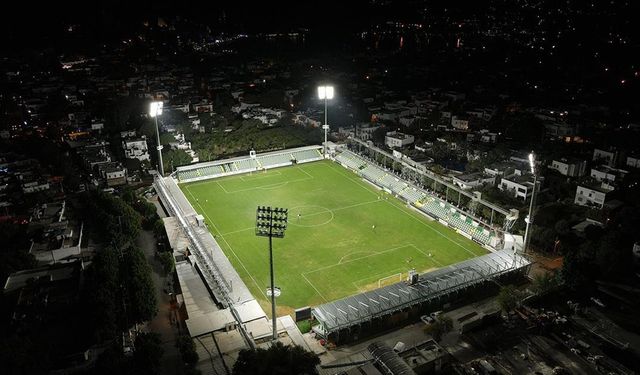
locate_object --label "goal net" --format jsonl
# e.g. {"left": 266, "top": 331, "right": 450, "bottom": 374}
{"left": 378, "top": 272, "right": 403, "bottom": 288}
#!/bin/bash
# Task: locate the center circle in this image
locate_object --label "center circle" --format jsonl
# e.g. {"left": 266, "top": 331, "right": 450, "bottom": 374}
{"left": 289, "top": 205, "right": 334, "bottom": 227}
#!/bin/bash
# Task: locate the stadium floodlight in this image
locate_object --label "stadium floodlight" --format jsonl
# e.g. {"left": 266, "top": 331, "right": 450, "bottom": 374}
{"left": 523, "top": 152, "right": 538, "bottom": 254}
{"left": 318, "top": 85, "right": 334, "bottom": 157}
{"left": 255, "top": 206, "right": 288, "bottom": 342}
{"left": 149, "top": 101, "right": 164, "bottom": 176}
{"left": 529, "top": 152, "right": 535, "bottom": 174}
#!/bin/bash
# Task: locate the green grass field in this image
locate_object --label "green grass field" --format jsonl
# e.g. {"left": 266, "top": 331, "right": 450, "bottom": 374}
{"left": 180, "top": 160, "right": 488, "bottom": 316}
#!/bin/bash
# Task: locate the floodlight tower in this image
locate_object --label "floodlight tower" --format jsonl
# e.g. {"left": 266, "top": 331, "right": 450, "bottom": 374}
{"left": 318, "top": 85, "right": 334, "bottom": 157}
{"left": 149, "top": 101, "right": 164, "bottom": 176}
{"left": 522, "top": 152, "right": 538, "bottom": 254}
{"left": 255, "top": 206, "right": 288, "bottom": 342}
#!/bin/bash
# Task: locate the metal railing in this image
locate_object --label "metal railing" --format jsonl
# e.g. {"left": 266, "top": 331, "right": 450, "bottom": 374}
{"left": 154, "top": 176, "right": 256, "bottom": 349}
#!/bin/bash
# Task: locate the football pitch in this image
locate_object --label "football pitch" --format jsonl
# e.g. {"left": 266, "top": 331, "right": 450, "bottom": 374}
{"left": 180, "top": 160, "right": 488, "bottom": 316}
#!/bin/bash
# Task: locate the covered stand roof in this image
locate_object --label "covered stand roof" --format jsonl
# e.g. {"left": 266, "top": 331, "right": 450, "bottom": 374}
{"left": 312, "top": 250, "right": 529, "bottom": 335}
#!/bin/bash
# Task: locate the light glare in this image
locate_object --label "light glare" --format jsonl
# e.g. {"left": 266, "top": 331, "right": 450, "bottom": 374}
{"left": 318, "top": 85, "right": 334, "bottom": 99}
{"left": 149, "top": 101, "right": 163, "bottom": 117}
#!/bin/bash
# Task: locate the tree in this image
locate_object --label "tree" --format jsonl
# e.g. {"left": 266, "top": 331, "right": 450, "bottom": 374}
{"left": 0, "top": 222, "right": 36, "bottom": 286}
{"left": 561, "top": 247, "right": 595, "bottom": 290}
{"left": 160, "top": 133, "right": 176, "bottom": 146}
{"left": 163, "top": 149, "right": 192, "bottom": 174}
{"left": 133, "top": 332, "right": 164, "bottom": 375}
{"left": 594, "top": 232, "right": 633, "bottom": 279}
{"left": 531, "top": 272, "right": 558, "bottom": 294}
{"left": 233, "top": 342, "right": 320, "bottom": 375}
{"left": 158, "top": 251, "right": 175, "bottom": 275}
{"left": 81, "top": 247, "right": 121, "bottom": 342}
{"left": 424, "top": 315, "right": 453, "bottom": 342}
{"left": 176, "top": 335, "right": 199, "bottom": 367}
{"left": 82, "top": 191, "right": 143, "bottom": 245}
{"left": 497, "top": 285, "right": 522, "bottom": 312}
{"left": 89, "top": 344, "right": 131, "bottom": 375}
{"left": 153, "top": 218, "right": 166, "bottom": 239}
{"left": 123, "top": 246, "right": 158, "bottom": 324}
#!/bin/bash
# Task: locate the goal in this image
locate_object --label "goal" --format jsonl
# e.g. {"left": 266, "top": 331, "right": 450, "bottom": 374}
{"left": 378, "top": 272, "right": 403, "bottom": 288}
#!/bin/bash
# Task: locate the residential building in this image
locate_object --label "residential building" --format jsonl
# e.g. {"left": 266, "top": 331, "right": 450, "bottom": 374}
{"left": 484, "top": 162, "right": 515, "bottom": 177}
{"left": 545, "top": 122, "right": 579, "bottom": 138}
{"left": 499, "top": 174, "right": 535, "bottom": 200}
{"left": 122, "top": 136, "right": 150, "bottom": 161}
{"left": 549, "top": 158, "right": 587, "bottom": 177}
{"left": 97, "top": 162, "right": 127, "bottom": 187}
{"left": 385, "top": 131, "right": 415, "bottom": 148}
{"left": 451, "top": 115, "right": 470, "bottom": 130}
{"left": 590, "top": 165, "right": 628, "bottom": 187}
{"left": 593, "top": 148, "right": 619, "bottom": 167}
{"left": 626, "top": 155, "right": 640, "bottom": 169}
{"left": 452, "top": 172, "right": 496, "bottom": 190}
{"left": 574, "top": 183, "right": 614, "bottom": 209}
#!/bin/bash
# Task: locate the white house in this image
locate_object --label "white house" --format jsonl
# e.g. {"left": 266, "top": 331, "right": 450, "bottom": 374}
{"left": 385, "top": 131, "right": 415, "bottom": 148}
{"left": 545, "top": 122, "right": 579, "bottom": 138}
{"left": 122, "top": 136, "right": 150, "bottom": 162}
{"left": 593, "top": 148, "right": 618, "bottom": 167}
{"left": 499, "top": 175, "right": 535, "bottom": 200}
{"left": 22, "top": 180, "right": 50, "bottom": 194}
{"left": 451, "top": 115, "right": 469, "bottom": 130}
{"left": 574, "top": 183, "right": 613, "bottom": 209}
{"left": 452, "top": 172, "right": 496, "bottom": 190}
{"left": 549, "top": 158, "right": 587, "bottom": 177}
{"left": 484, "top": 162, "right": 515, "bottom": 177}
{"left": 97, "top": 163, "right": 127, "bottom": 187}
{"left": 589, "top": 165, "right": 628, "bottom": 186}
{"left": 626, "top": 155, "right": 640, "bottom": 168}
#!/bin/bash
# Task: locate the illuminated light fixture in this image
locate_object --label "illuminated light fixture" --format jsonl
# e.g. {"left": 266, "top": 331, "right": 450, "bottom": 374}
{"left": 317, "top": 85, "right": 334, "bottom": 100}
{"left": 149, "top": 101, "right": 163, "bottom": 117}
{"left": 255, "top": 206, "right": 289, "bottom": 342}
{"left": 528, "top": 152, "right": 535, "bottom": 174}
{"left": 150, "top": 101, "right": 164, "bottom": 176}
{"left": 523, "top": 152, "right": 538, "bottom": 254}
{"left": 318, "top": 85, "right": 334, "bottom": 157}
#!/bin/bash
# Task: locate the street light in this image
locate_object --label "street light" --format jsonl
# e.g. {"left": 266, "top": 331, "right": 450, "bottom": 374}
{"left": 523, "top": 152, "right": 538, "bottom": 254}
{"left": 149, "top": 101, "right": 164, "bottom": 177}
{"left": 318, "top": 85, "right": 334, "bottom": 157}
{"left": 255, "top": 206, "right": 288, "bottom": 342}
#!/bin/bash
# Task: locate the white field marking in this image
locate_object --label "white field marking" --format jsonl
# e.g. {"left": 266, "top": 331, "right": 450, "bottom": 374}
{"left": 325, "top": 163, "right": 379, "bottom": 198}
{"left": 217, "top": 176, "right": 313, "bottom": 194}
{"left": 215, "top": 180, "right": 230, "bottom": 194}
{"left": 408, "top": 244, "right": 446, "bottom": 267}
{"left": 351, "top": 267, "right": 405, "bottom": 290}
{"left": 239, "top": 170, "right": 282, "bottom": 181}
{"left": 301, "top": 272, "right": 328, "bottom": 303}
{"left": 289, "top": 207, "right": 335, "bottom": 228}
{"left": 349, "top": 243, "right": 443, "bottom": 289}
{"left": 383, "top": 199, "right": 479, "bottom": 258}
{"left": 220, "top": 227, "right": 255, "bottom": 236}
{"left": 290, "top": 199, "right": 381, "bottom": 221}
{"left": 185, "top": 185, "right": 267, "bottom": 298}
{"left": 297, "top": 165, "right": 314, "bottom": 179}
{"left": 338, "top": 250, "right": 376, "bottom": 265}
{"left": 302, "top": 244, "right": 414, "bottom": 276}
{"left": 328, "top": 160, "right": 482, "bottom": 258}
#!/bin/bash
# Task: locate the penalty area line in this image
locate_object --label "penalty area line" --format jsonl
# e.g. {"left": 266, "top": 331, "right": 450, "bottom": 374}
{"left": 301, "top": 273, "right": 328, "bottom": 303}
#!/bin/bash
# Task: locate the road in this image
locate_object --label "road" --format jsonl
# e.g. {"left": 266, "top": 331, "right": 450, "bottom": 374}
{"left": 137, "top": 228, "right": 184, "bottom": 375}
